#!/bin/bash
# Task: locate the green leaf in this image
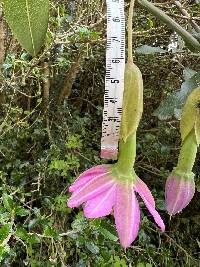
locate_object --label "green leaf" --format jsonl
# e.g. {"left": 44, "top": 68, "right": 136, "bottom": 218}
{"left": 153, "top": 92, "right": 181, "bottom": 120}
{"left": 15, "top": 207, "right": 30, "bottom": 217}
{"left": 15, "top": 227, "right": 41, "bottom": 244}
{"left": 183, "top": 68, "right": 197, "bottom": 81}
{"left": 65, "top": 134, "right": 82, "bottom": 149}
{"left": 137, "top": 264, "right": 152, "bottom": 267}
{"left": 27, "top": 234, "right": 41, "bottom": 244}
{"left": 54, "top": 195, "right": 71, "bottom": 213}
{"left": 49, "top": 160, "right": 66, "bottom": 170}
{"left": 100, "top": 227, "right": 118, "bottom": 242}
{"left": 43, "top": 225, "right": 61, "bottom": 241}
{"left": 3, "top": 0, "right": 49, "bottom": 56}
{"left": 135, "top": 45, "right": 167, "bottom": 54}
{"left": 99, "top": 221, "right": 118, "bottom": 242}
{"left": 15, "top": 227, "right": 29, "bottom": 241}
{"left": 2, "top": 193, "right": 14, "bottom": 212}
{"left": 154, "top": 72, "right": 200, "bottom": 120}
{"left": 0, "top": 224, "right": 11, "bottom": 244}
{"left": 0, "top": 210, "right": 10, "bottom": 224}
{"left": 114, "top": 256, "right": 128, "bottom": 267}
{"left": 85, "top": 242, "right": 99, "bottom": 254}
{"left": 0, "top": 245, "right": 10, "bottom": 262}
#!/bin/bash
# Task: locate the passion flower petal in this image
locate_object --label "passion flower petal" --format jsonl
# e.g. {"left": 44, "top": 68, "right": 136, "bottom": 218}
{"left": 114, "top": 182, "right": 140, "bottom": 248}
{"left": 84, "top": 184, "right": 116, "bottom": 218}
{"left": 67, "top": 174, "right": 115, "bottom": 208}
{"left": 134, "top": 177, "right": 155, "bottom": 207}
{"left": 69, "top": 165, "right": 109, "bottom": 192}
{"left": 142, "top": 200, "right": 165, "bottom": 232}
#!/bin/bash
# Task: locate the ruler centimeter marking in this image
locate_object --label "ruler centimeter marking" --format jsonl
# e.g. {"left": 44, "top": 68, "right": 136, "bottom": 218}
{"left": 101, "top": 0, "right": 125, "bottom": 160}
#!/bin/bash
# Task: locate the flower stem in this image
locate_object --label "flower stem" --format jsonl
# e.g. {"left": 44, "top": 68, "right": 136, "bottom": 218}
{"left": 127, "top": 0, "right": 136, "bottom": 63}
{"left": 115, "top": 0, "right": 137, "bottom": 174}
{"left": 175, "top": 129, "right": 197, "bottom": 175}
{"left": 116, "top": 132, "right": 136, "bottom": 174}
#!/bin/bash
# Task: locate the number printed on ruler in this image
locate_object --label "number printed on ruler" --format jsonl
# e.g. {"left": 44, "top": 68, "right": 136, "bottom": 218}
{"left": 101, "top": 0, "right": 125, "bottom": 159}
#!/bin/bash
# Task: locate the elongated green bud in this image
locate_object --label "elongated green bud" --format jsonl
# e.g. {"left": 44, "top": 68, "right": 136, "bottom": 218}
{"left": 165, "top": 88, "right": 200, "bottom": 216}
{"left": 174, "top": 86, "right": 200, "bottom": 177}
{"left": 120, "top": 62, "right": 143, "bottom": 142}
{"left": 120, "top": 0, "right": 143, "bottom": 142}
{"left": 180, "top": 86, "right": 200, "bottom": 144}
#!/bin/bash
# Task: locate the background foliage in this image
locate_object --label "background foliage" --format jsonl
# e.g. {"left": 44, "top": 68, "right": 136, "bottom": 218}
{"left": 0, "top": 0, "right": 200, "bottom": 266}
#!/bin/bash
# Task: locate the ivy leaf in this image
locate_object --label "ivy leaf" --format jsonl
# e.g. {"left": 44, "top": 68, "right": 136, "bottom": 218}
{"left": 43, "top": 225, "right": 61, "bottom": 241}
{"left": 0, "top": 224, "right": 11, "bottom": 245}
{"left": 100, "top": 226, "right": 118, "bottom": 242}
{"left": 85, "top": 242, "right": 99, "bottom": 254}
{"left": 99, "top": 220, "right": 118, "bottom": 242}
{"left": 3, "top": 0, "right": 49, "bottom": 56}
{"left": 15, "top": 227, "right": 29, "bottom": 241}
{"left": 0, "top": 245, "right": 10, "bottom": 262}
{"left": 15, "top": 207, "right": 30, "bottom": 217}
{"left": 15, "top": 227, "right": 41, "bottom": 244}
{"left": 135, "top": 45, "right": 167, "bottom": 54}
{"left": 2, "top": 193, "right": 14, "bottom": 212}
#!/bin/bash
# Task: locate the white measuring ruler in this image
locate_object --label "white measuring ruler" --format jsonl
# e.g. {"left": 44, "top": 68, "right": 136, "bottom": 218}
{"left": 101, "top": 0, "right": 125, "bottom": 160}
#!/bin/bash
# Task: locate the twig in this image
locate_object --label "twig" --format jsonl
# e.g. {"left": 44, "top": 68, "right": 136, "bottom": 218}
{"left": 43, "top": 62, "right": 53, "bottom": 142}
{"left": 137, "top": 0, "right": 200, "bottom": 51}
{"left": 57, "top": 53, "right": 84, "bottom": 104}
{"left": 174, "top": 1, "right": 200, "bottom": 33}
{"left": 43, "top": 62, "right": 50, "bottom": 109}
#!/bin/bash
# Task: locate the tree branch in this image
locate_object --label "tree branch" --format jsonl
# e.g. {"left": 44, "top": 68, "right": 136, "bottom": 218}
{"left": 57, "top": 53, "right": 83, "bottom": 104}
{"left": 174, "top": 1, "right": 200, "bottom": 33}
{"left": 137, "top": 0, "right": 200, "bottom": 52}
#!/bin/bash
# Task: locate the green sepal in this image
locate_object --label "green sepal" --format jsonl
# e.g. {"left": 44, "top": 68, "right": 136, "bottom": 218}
{"left": 171, "top": 167, "right": 195, "bottom": 181}
{"left": 195, "top": 109, "right": 200, "bottom": 145}
{"left": 180, "top": 86, "right": 200, "bottom": 144}
{"left": 120, "top": 62, "right": 143, "bottom": 142}
{"left": 110, "top": 164, "right": 137, "bottom": 183}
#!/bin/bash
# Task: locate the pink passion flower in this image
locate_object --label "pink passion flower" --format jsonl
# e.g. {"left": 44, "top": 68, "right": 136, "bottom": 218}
{"left": 68, "top": 164, "right": 165, "bottom": 248}
{"left": 165, "top": 86, "right": 200, "bottom": 216}
{"left": 165, "top": 175, "right": 195, "bottom": 215}
{"left": 165, "top": 127, "right": 198, "bottom": 216}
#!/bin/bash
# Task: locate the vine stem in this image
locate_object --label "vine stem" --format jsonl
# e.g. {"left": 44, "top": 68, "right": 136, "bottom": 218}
{"left": 128, "top": 0, "right": 136, "bottom": 63}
